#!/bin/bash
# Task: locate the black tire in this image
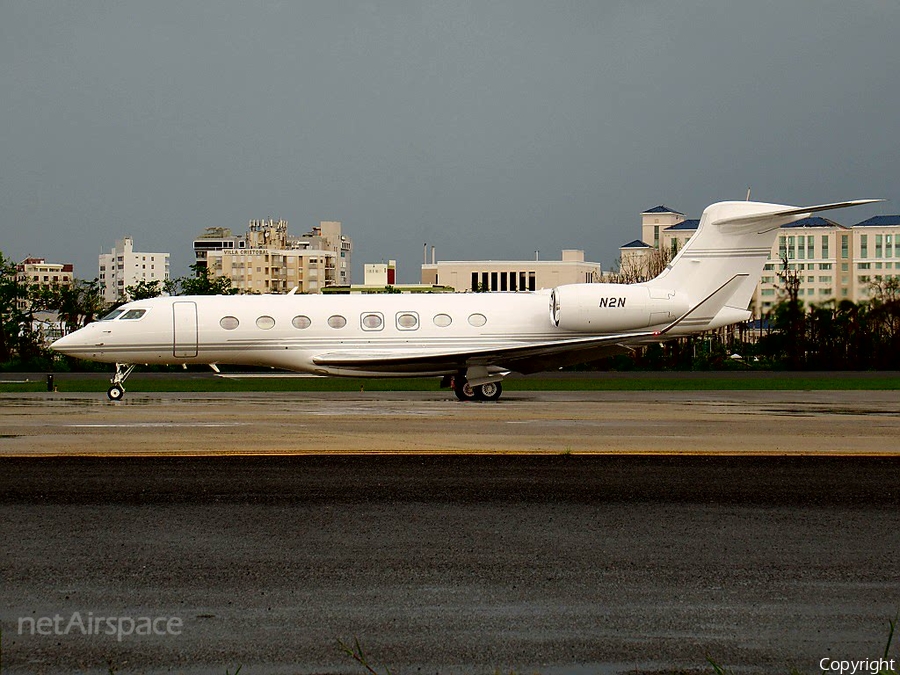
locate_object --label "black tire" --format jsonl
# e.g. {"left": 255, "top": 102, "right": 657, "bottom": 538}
{"left": 453, "top": 377, "right": 477, "bottom": 401}
{"left": 475, "top": 381, "right": 502, "bottom": 401}
{"left": 107, "top": 384, "right": 125, "bottom": 401}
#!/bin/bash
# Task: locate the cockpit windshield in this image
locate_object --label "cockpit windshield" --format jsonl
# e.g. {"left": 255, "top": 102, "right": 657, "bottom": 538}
{"left": 98, "top": 308, "right": 148, "bottom": 321}
{"left": 100, "top": 309, "right": 126, "bottom": 321}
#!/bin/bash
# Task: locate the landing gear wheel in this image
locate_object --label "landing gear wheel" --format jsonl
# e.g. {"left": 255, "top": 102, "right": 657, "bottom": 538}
{"left": 475, "top": 381, "right": 503, "bottom": 402}
{"left": 107, "top": 363, "right": 136, "bottom": 401}
{"left": 453, "top": 377, "right": 477, "bottom": 402}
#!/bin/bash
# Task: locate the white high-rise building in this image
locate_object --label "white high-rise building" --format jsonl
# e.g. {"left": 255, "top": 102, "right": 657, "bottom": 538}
{"left": 99, "top": 237, "right": 170, "bottom": 304}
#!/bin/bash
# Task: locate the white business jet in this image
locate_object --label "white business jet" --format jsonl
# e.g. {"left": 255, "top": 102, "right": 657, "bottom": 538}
{"left": 52, "top": 199, "right": 877, "bottom": 401}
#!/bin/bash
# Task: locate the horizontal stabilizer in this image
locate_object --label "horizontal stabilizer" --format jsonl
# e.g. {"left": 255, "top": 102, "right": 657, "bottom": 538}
{"left": 718, "top": 199, "right": 883, "bottom": 234}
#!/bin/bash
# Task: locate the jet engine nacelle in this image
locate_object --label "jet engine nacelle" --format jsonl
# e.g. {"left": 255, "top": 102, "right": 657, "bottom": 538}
{"left": 550, "top": 283, "right": 690, "bottom": 332}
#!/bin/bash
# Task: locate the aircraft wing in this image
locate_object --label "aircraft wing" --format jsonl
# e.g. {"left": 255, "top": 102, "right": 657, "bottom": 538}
{"left": 311, "top": 330, "right": 659, "bottom": 374}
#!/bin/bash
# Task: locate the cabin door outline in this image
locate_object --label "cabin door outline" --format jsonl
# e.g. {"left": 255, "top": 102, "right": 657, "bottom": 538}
{"left": 172, "top": 301, "right": 199, "bottom": 358}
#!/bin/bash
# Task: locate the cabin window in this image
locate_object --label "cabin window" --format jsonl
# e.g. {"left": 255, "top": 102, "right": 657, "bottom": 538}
{"left": 361, "top": 313, "right": 384, "bottom": 330}
{"left": 328, "top": 315, "right": 347, "bottom": 329}
{"left": 220, "top": 316, "right": 240, "bottom": 330}
{"left": 433, "top": 313, "right": 452, "bottom": 328}
{"left": 396, "top": 312, "right": 419, "bottom": 330}
{"left": 292, "top": 315, "right": 311, "bottom": 329}
{"left": 468, "top": 313, "right": 487, "bottom": 327}
{"left": 256, "top": 316, "right": 275, "bottom": 330}
{"left": 120, "top": 309, "right": 147, "bottom": 320}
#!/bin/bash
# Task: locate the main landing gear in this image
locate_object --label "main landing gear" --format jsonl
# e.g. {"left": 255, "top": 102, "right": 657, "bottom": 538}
{"left": 107, "top": 363, "right": 136, "bottom": 401}
{"left": 451, "top": 374, "right": 503, "bottom": 402}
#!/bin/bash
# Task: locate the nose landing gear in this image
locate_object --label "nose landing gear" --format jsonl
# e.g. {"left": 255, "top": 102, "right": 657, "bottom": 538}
{"left": 108, "top": 363, "right": 136, "bottom": 401}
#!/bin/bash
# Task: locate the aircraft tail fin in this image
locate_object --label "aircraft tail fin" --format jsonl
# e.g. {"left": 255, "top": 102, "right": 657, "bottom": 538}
{"left": 645, "top": 199, "right": 881, "bottom": 311}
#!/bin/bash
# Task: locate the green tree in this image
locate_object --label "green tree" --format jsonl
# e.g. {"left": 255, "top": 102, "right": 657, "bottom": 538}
{"left": 50, "top": 278, "right": 106, "bottom": 332}
{"left": 0, "top": 252, "right": 31, "bottom": 362}
{"left": 177, "top": 263, "right": 237, "bottom": 296}
{"left": 125, "top": 278, "right": 165, "bottom": 301}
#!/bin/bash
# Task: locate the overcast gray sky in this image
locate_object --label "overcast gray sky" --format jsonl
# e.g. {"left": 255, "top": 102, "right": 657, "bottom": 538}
{"left": 2, "top": 1, "right": 898, "bottom": 283}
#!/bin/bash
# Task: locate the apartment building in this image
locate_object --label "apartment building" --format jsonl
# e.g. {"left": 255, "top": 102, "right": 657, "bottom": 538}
{"left": 15, "top": 257, "right": 74, "bottom": 310}
{"left": 98, "top": 237, "right": 170, "bottom": 304}
{"left": 851, "top": 215, "right": 900, "bottom": 302}
{"left": 194, "top": 219, "right": 351, "bottom": 293}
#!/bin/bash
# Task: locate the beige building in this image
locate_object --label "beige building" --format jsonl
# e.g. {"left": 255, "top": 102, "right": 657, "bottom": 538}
{"left": 99, "top": 237, "right": 170, "bottom": 304}
{"left": 16, "top": 257, "right": 74, "bottom": 288}
{"left": 849, "top": 216, "right": 900, "bottom": 302}
{"left": 194, "top": 219, "right": 352, "bottom": 293}
{"left": 205, "top": 220, "right": 336, "bottom": 294}
{"left": 15, "top": 257, "right": 74, "bottom": 310}
{"left": 299, "top": 221, "right": 352, "bottom": 285}
{"left": 625, "top": 206, "right": 900, "bottom": 318}
{"left": 421, "top": 249, "right": 601, "bottom": 292}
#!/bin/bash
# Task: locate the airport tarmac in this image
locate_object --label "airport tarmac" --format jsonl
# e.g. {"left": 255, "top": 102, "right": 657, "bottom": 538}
{"left": 1, "top": 391, "right": 899, "bottom": 674}
{"left": 0, "top": 389, "right": 899, "bottom": 456}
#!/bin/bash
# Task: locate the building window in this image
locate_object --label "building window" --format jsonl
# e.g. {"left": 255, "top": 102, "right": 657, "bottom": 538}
{"left": 821, "top": 235, "right": 829, "bottom": 259}
{"left": 860, "top": 235, "right": 868, "bottom": 258}
{"left": 220, "top": 316, "right": 239, "bottom": 330}
{"left": 841, "top": 235, "right": 849, "bottom": 259}
{"left": 327, "top": 315, "right": 347, "bottom": 329}
{"left": 876, "top": 235, "right": 883, "bottom": 259}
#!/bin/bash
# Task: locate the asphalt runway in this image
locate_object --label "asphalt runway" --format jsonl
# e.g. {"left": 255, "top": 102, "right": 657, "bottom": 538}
{"left": 1, "top": 389, "right": 899, "bottom": 456}
{"left": 1, "top": 392, "right": 899, "bottom": 674}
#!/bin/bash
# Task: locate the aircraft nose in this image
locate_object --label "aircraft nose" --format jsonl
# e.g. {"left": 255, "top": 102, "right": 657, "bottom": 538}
{"left": 50, "top": 333, "right": 77, "bottom": 354}
{"left": 51, "top": 329, "right": 92, "bottom": 354}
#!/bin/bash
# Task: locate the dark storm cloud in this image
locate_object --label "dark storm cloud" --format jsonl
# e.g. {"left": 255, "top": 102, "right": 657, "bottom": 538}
{"left": 1, "top": 1, "right": 897, "bottom": 281}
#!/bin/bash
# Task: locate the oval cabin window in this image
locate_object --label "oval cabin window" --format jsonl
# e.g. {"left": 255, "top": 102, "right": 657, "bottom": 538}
{"left": 468, "top": 313, "right": 487, "bottom": 327}
{"left": 396, "top": 312, "right": 419, "bottom": 330}
{"left": 328, "top": 315, "right": 347, "bottom": 329}
{"left": 220, "top": 316, "right": 240, "bottom": 330}
{"left": 433, "top": 313, "right": 452, "bottom": 328}
{"left": 292, "top": 315, "right": 311, "bottom": 329}
{"left": 256, "top": 316, "right": 275, "bottom": 330}
{"left": 362, "top": 313, "right": 384, "bottom": 330}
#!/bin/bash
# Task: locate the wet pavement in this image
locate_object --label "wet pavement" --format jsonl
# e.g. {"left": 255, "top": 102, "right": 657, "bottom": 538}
{"left": 2, "top": 454, "right": 900, "bottom": 674}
